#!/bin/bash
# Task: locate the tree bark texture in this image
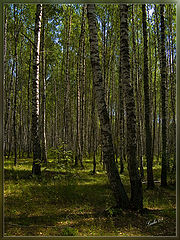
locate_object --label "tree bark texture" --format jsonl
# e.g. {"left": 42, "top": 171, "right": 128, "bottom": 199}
{"left": 40, "top": 5, "right": 47, "bottom": 163}
{"left": 32, "top": 4, "right": 42, "bottom": 175}
{"left": 120, "top": 4, "right": 143, "bottom": 210}
{"left": 87, "top": 3, "right": 130, "bottom": 209}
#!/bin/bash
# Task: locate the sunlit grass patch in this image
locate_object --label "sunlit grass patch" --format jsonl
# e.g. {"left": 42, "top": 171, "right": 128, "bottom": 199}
{"left": 4, "top": 157, "right": 176, "bottom": 236}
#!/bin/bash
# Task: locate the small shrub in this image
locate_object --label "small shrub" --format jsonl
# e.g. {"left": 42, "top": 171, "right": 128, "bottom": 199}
{"left": 49, "top": 143, "right": 73, "bottom": 165}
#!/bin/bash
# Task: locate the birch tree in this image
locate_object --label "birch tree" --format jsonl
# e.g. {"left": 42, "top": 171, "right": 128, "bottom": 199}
{"left": 87, "top": 3, "right": 130, "bottom": 209}
{"left": 32, "top": 4, "right": 42, "bottom": 175}
{"left": 120, "top": 4, "right": 143, "bottom": 210}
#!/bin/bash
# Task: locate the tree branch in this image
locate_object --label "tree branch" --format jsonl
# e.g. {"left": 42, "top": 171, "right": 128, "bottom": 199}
{"left": 21, "top": 32, "right": 35, "bottom": 48}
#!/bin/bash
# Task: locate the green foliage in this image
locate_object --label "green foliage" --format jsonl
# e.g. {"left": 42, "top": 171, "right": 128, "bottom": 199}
{"left": 105, "top": 206, "right": 123, "bottom": 217}
{"left": 49, "top": 143, "right": 73, "bottom": 166}
{"left": 61, "top": 227, "right": 78, "bottom": 236}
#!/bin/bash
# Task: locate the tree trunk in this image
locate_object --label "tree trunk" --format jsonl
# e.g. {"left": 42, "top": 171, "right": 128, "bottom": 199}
{"left": 118, "top": 35, "right": 124, "bottom": 174}
{"left": 168, "top": 4, "right": 176, "bottom": 174}
{"left": 32, "top": 4, "right": 42, "bottom": 175}
{"left": 136, "top": 19, "right": 144, "bottom": 178}
{"left": 40, "top": 5, "right": 47, "bottom": 163}
{"left": 133, "top": 6, "right": 143, "bottom": 179}
{"left": 152, "top": 38, "right": 157, "bottom": 160}
{"left": 27, "top": 44, "right": 32, "bottom": 158}
{"left": 120, "top": 4, "right": 143, "bottom": 210}
{"left": 92, "top": 86, "right": 96, "bottom": 175}
{"left": 75, "top": 5, "right": 85, "bottom": 168}
{"left": 79, "top": 5, "right": 86, "bottom": 168}
{"left": 3, "top": 5, "right": 8, "bottom": 156}
{"left": 18, "top": 40, "right": 23, "bottom": 159}
{"left": 87, "top": 3, "right": 130, "bottom": 209}
{"left": 142, "top": 4, "right": 154, "bottom": 189}
{"left": 160, "top": 4, "right": 167, "bottom": 186}
{"left": 13, "top": 4, "right": 18, "bottom": 166}
{"left": 64, "top": 6, "right": 72, "bottom": 149}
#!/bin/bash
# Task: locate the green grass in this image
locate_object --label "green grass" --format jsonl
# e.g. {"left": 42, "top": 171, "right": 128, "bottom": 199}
{"left": 4, "top": 158, "right": 176, "bottom": 236}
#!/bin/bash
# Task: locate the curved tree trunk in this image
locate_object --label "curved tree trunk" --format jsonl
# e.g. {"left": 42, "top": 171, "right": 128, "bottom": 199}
{"left": 120, "top": 4, "right": 143, "bottom": 210}
{"left": 87, "top": 3, "right": 129, "bottom": 209}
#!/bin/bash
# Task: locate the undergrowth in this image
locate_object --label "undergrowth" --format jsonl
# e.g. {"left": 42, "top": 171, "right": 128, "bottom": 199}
{"left": 4, "top": 157, "right": 176, "bottom": 236}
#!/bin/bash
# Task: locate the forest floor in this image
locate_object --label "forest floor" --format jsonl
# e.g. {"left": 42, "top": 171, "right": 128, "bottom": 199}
{"left": 4, "top": 157, "right": 176, "bottom": 236}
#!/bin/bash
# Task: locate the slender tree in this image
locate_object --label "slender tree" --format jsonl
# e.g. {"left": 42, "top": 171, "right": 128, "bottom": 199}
{"left": 3, "top": 5, "right": 11, "bottom": 158}
{"left": 13, "top": 4, "right": 19, "bottom": 166}
{"left": 64, "top": 6, "right": 72, "bottom": 149}
{"left": 91, "top": 85, "right": 96, "bottom": 175}
{"left": 152, "top": 37, "right": 157, "bottom": 159}
{"left": 142, "top": 4, "right": 154, "bottom": 189}
{"left": 27, "top": 44, "right": 32, "bottom": 158}
{"left": 168, "top": 4, "right": 176, "bottom": 174}
{"left": 40, "top": 5, "right": 47, "bottom": 163}
{"left": 160, "top": 4, "right": 167, "bottom": 186}
{"left": 75, "top": 5, "right": 85, "bottom": 168}
{"left": 32, "top": 4, "right": 42, "bottom": 175}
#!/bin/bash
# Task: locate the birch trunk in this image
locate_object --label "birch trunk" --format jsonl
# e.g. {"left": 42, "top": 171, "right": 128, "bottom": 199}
{"left": 87, "top": 4, "right": 130, "bottom": 209}
{"left": 40, "top": 5, "right": 47, "bottom": 163}
{"left": 32, "top": 4, "right": 42, "bottom": 175}
{"left": 120, "top": 4, "right": 143, "bottom": 210}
